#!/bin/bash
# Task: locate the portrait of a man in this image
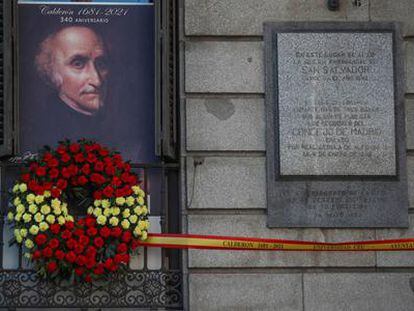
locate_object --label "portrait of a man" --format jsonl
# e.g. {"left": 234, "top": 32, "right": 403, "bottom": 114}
{"left": 35, "top": 26, "right": 109, "bottom": 116}
{"left": 18, "top": 2, "right": 157, "bottom": 163}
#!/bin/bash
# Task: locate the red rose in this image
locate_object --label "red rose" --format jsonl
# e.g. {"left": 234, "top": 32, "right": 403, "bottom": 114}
{"left": 76, "top": 255, "right": 86, "bottom": 266}
{"left": 93, "top": 190, "right": 103, "bottom": 200}
{"left": 75, "top": 267, "right": 85, "bottom": 276}
{"left": 77, "top": 176, "right": 88, "bottom": 186}
{"left": 55, "top": 250, "right": 65, "bottom": 260}
{"left": 94, "top": 161, "right": 104, "bottom": 172}
{"left": 74, "top": 244, "right": 85, "bottom": 255}
{"left": 113, "top": 154, "right": 122, "bottom": 162}
{"left": 36, "top": 166, "right": 46, "bottom": 177}
{"left": 66, "top": 239, "right": 77, "bottom": 250}
{"left": 50, "top": 224, "right": 60, "bottom": 235}
{"left": 102, "top": 186, "right": 114, "bottom": 197}
{"left": 109, "top": 264, "right": 119, "bottom": 272}
{"left": 111, "top": 177, "right": 122, "bottom": 187}
{"left": 105, "top": 165, "right": 115, "bottom": 176}
{"left": 86, "top": 246, "right": 97, "bottom": 258}
{"left": 32, "top": 250, "right": 42, "bottom": 260}
{"left": 87, "top": 153, "right": 97, "bottom": 164}
{"left": 65, "top": 251, "right": 76, "bottom": 263}
{"left": 78, "top": 218, "right": 85, "bottom": 226}
{"left": 49, "top": 168, "right": 59, "bottom": 179}
{"left": 93, "top": 264, "right": 105, "bottom": 275}
{"left": 57, "top": 145, "right": 67, "bottom": 154}
{"left": 115, "top": 189, "right": 124, "bottom": 198}
{"left": 69, "top": 143, "right": 80, "bottom": 153}
{"left": 47, "top": 261, "right": 58, "bottom": 273}
{"left": 87, "top": 227, "right": 98, "bottom": 237}
{"left": 99, "top": 227, "right": 111, "bottom": 238}
{"left": 114, "top": 254, "right": 123, "bottom": 264}
{"left": 61, "top": 153, "right": 71, "bottom": 163}
{"left": 116, "top": 243, "right": 128, "bottom": 254}
{"left": 85, "top": 258, "right": 96, "bottom": 269}
{"left": 29, "top": 162, "right": 39, "bottom": 172}
{"left": 91, "top": 173, "right": 105, "bottom": 185}
{"left": 42, "top": 247, "right": 53, "bottom": 258}
{"left": 21, "top": 173, "right": 30, "bottom": 183}
{"left": 79, "top": 235, "right": 90, "bottom": 246}
{"left": 74, "top": 153, "right": 85, "bottom": 163}
{"left": 57, "top": 179, "right": 68, "bottom": 190}
{"left": 61, "top": 229, "right": 72, "bottom": 240}
{"left": 81, "top": 163, "right": 91, "bottom": 175}
{"left": 61, "top": 167, "right": 71, "bottom": 179}
{"left": 51, "top": 188, "right": 61, "bottom": 198}
{"left": 47, "top": 158, "right": 59, "bottom": 168}
{"left": 49, "top": 238, "right": 60, "bottom": 249}
{"left": 104, "top": 258, "right": 114, "bottom": 270}
{"left": 93, "top": 237, "right": 104, "bottom": 248}
{"left": 28, "top": 180, "right": 38, "bottom": 192}
{"left": 122, "top": 253, "right": 130, "bottom": 263}
{"left": 74, "top": 228, "right": 84, "bottom": 237}
{"left": 43, "top": 182, "right": 52, "bottom": 191}
{"left": 68, "top": 164, "right": 79, "bottom": 175}
{"left": 65, "top": 221, "right": 75, "bottom": 230}
{"left": 131, "top": 240, "right": 140, "bottom": 251}
{"left": 35, "top": 234, "right": 47, "bottom": 246}
{"left": 84, "top": 275, "right": 92, "bottom": 283}
{"left": 85, "top": 217, "right": 96, "bottom": 228}
{"left": 43, "top": 152, "right": 53, "bottom": 162}
{"left": 124, "top": 163, "right": 131, "bottom": 172}
{"left": 128, "top": 175, "right": 138, "bottom": 185}
{"left": 111, "top": 227, "right": 122, "bottom": 238}
{"left": 99, "top": 148, "right": 109, "bottom": 157}
{"left": 121, "top": 231, "right": 132, "bottom": 243}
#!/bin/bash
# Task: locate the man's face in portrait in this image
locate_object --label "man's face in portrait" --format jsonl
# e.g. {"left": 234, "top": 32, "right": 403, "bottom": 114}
{"left": 37, "top": 26, "right": 109, "bottom": 115}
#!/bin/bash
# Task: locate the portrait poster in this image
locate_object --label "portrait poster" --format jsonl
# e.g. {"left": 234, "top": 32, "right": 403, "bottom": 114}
{"left": 18, "top": 1, "right": 157, "bottom": 163}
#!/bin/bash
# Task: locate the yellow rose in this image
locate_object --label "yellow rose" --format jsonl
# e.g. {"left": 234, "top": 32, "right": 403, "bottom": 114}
{"left": 20, "top": 228, "right": 28, "bottom": 238}
{"left": 87, "top": 206, "right": 94, "bottom": 215}
{"left": 26, "top": 194, "right": 36, "bottom": 204}
{"left": 138, "top": 189, "right": 145, "bottom": 197}
{"left": 29, "top": 204, "right": 38, "bottom": 214}
{"left": 19, "top": 183, "right": 28, "bottom": 193}
{"left": 7, "top": 211, "right": 14, "bottom": 221}
{"left": 126, "top": 196, "right": 135, "bottom": 206}
{"left": 12, "top": 184, "right": 19, "bottom": 193}
{"left": 22, "top": 213, "right": 32, "bottom": 223}
{"left": 39, "top": 222, "right": 49, "bottom": 231}
{"left": 29, "top": 225, "right": 39, "bottom": 235}
{"left": 51, "top": 198, "right": 61, "bottom": 209}
{"left": 44, "top": 191, "right": 51, "bottom": 198}
{"left": 14, "top": 229, "right": 21, "bottom": 239}
{"left": 53, "top": 207, "right": 62, "bottom": 215}
{"left": 109, "top": 216, "right": 119, "bottom": 226}
{"left": 116, "top": 197, "right": 126, "bottom": 206}
{"left": 101, "top": 199, "right": 110, "bottom": 208}
{"left": 103, "top": 208, "right": 111, "bottom": 217}
{"left": 35, "top": 195, "right": 44, "bottom": 204}
{"left": 57, "top": 216, "right": 66, "bottom": 225}
{"left": 142, "top": 206, "right": 148, "bottom": 215}
{"left": 16, "top": 204, "right": 25, "bottom": 214}
{"left": 66, "top": 215, "right": 74, "bottom": 222}
{"left": 133, "top": 226, "right": 142, "bottom": 237}
{"left": 46, "top": 214, "right": 56, "bottom": 224}
{"left": 96, "top": 215, "right": 107, "bottom": 225}
{"left": 40, "top": 205, "right": 51, "bottom": 215}
{"left": 14, "top": 213, "right": 22, "bottom": 221}
{"left": 132, "top": 185, "right": 140, "bottom": 195}
{"left": 138, "top": 220, "right": 146, "bottom": 231}
{"left": 94, "top": 200, "right": 102, "bottom": 207}
{"left": 24, "top": 239, "right": 34, "bottom": 249}
{"left": 93, "top": 207, "right": 102, "bottom": 217}
{"left": 13, "top": 197, "right": 21, "bottom": 206}
{"left": 24, "top": 253, "right": 32, "bottom": 259}
{"left": 121, "top": 219, "right": 130, "bottom": 229}
{"left": 16, "top": 235, "right": 23, "bottom": 243}
{"left": 134, "top": 206, "right": 142, "bottom": 215}
{"left": 34, "top": 213, "right": 44, "bottom": 223}
{"left": 122, "top": 208, "right": 131, "bottom": 218}
{"left": 61, "top": 204, "right": 68, "bottom": 215}
{"left": 113, "top": 207, "right": 121, "bottom": 216}
{"left": 137, "top": 196, "right": 145, "bottom": 205}
{"left": 129, "top": 215, "right": 138, "bottom": 224}
{"left": 140, "top": 231, "right": 148, "bottom": 241}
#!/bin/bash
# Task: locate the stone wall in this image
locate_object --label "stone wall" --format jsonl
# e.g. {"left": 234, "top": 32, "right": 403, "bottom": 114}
{"left": 180, "top": 0, "right": 414, "bottom": 310}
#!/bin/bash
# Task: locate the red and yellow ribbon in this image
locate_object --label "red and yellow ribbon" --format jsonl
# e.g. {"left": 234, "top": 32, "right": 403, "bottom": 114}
{"left": 141, "top": 233, "right": 414, "bottom": 251}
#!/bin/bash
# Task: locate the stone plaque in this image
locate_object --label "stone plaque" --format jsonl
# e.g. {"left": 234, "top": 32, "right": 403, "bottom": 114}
{"left": 265, "top": 23, "right": 408, "bottom": 227}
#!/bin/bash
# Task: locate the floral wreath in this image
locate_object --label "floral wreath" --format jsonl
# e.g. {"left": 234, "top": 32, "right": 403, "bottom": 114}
{"left": 7, "top": 139, "right": 149, "bottom": 282}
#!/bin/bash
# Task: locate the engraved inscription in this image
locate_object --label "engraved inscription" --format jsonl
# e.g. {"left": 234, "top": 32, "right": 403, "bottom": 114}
{"left": 277, "top": 33, "right": 395, "bottom": 176}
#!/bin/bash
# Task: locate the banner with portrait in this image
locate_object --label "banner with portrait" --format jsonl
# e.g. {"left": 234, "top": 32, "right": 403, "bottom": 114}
{"left": 18, "top": 0, "right": 156, "bottom": 163}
